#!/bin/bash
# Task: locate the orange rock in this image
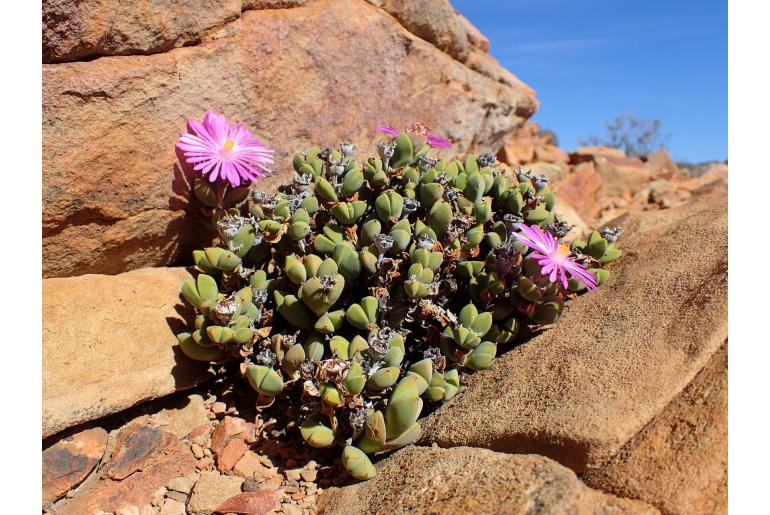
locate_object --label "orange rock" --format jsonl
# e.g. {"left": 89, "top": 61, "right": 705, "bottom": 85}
{"left": 645, "top": 149, "right": 680, "bottom": 180}
{"left": 534, "top": 143, "right": 569, "bottom": 164}
{"left": 52, "top": 426, "right": 197, "bottom": 514}
{"left": 594, "top": 155, "right": 652, "bottom": 198}
{"left": 318, "top": 447, "right": 659, "bottom": 514}
{"left": 211, "top": 416, "right": 254, "bottom": 456}
{"left": 42, "top": 0, "right": 537, "bottom": 278}
{"left": 497, "top": 123, "right": 538, "bottom": 165}
{"left": 42, "top": 267, "right": 213, "bottom": 438}
{"left": 217, "top": 438, "right": 249, "bottom": 473}
{"left": 582, "top": 343, "right": 727, "bottom": 515}
{"left": 42, "top": 427, "right": 108, "bottom": 507}
{"left": 43, "top": 0, "right": 243, "bottom": 62}
{"left": 215, "top": 491, "right": 281, "bottom": 515}
{"left": 553, "top": 161, "right": 603, "bottom": 224}
{"left": 420, "top": 198, "right": 727, "bottom": 474}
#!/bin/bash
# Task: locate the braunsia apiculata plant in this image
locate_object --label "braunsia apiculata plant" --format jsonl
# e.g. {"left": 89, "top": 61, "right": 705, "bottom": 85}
{"left": 174, "top": 113, "right": 623, "bottom": 480}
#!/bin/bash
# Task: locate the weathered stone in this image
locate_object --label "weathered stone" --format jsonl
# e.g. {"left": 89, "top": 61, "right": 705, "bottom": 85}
{"left": 318, "top": 446, "right": 658, "bottom": 514}
{"left": 166, "top": 475, "right": 196, "bottom": 495}
{"left": 645, "top": 149, "right": 680, "bottom": 180}
{"left": 43, "top": 0, "right": 242, "bottom": 63}
{"left": 187, "top": 472, "right": 244, "bottom": 515}
{"left": 151, "top": 394, "right": 210, "bottom": 439}
{"left": 553, "top": 161, "right": 603, "bottom": 224}
{"left": 581, "top": 343, "right": 728, "bottom": 515}
{"left": 594, "top": 155, "right": 652, "bottom": 198}
{"left": 457, "top": 12, "right": 489, "bottom": 51}
{"left": 526, "top": 161, "right": 569, "bottom": 184}
{"left": 534, "top": 143, "right": 569, "bottom": 163}
{"left": 233, "top": 451, "right": 265, "bottom": 478}
{"left": 497, "top": 122, "right": 538, "bottom": 165}
{"left": 106, "top": 425, "right": 170, "bottom": 480}
{"left": 159, "top": 498, "right": 186, "bottom": 515}
{"left": 42, "top": 267, "right": 213, "bottom": 438}
{"left": 420, "top": 197, "right": 727, "bottom": 473}
{"left": 42, "top": 0, "right": 537, "bottom": 278}
{"left": 572, "top": 146, "right": 628, "bottom": 161}
{"left": 217, "top": 438, "right": 249, "bottom": 473}
{"left": 52, "top": 426, "right": 196, "bottom": 514}
{"left": 366, "top": 0, "right": 470, "bottom": 62}
{"left": 215, "top": 491, "right": 281, "bottom": 514}
{"left": 211, "top": 416, "right": 253, "bottom": 456}
{"left": 42, "top": 427, "right": 108, "bottom": 506}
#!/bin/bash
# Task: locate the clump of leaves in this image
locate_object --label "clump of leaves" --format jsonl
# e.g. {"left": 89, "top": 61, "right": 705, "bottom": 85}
{"left": 177, "top": 126, "right": 621, "bottom": 480}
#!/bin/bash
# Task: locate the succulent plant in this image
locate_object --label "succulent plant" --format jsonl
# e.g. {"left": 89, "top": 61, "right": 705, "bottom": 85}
{"left": 176, "top": 128, "right": 622, "bottom": 481}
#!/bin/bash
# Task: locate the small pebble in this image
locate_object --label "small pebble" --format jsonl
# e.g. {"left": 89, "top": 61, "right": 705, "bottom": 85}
{"left": 191, "top": 444, "right": 204, "bottom": 459}
{"left": 284, "top": 469, "right": 302, "bottom": 481}
{"left": 211, "top": 401, "right": 227, "bottom": 415}
{"left": 196, "top": 457, "right": 213, "bottom": 470}
{"left": 300, "top": 469, "right": 317, "bottom": 482}
{"left": 164, "top": 490, "right": 188, "bottom": 503}
{"left": 242, "top": 477, "right": 260, "bottom": 492}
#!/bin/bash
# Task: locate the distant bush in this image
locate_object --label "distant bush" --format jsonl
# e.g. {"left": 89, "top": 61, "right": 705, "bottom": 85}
{"left": 581, "top": 116, "right": 670, "bottom": 157}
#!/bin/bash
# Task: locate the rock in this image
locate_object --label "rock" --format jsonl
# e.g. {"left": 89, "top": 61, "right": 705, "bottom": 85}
{"left": 43, "top": 0, "right": 242, "bottom": 63}
{"left": 526, "top": 161, "right": 569, "bottom": 184}
{"left": 645, "top": 149, "right": 680, "bottom": 180}
{"left": 553, "top": 161, "right": 603, "bottom": 224}
{"left": 42, "top": 267, "right": 213, "bottom": 438}
{"left": 233, "top": 451, "right": 267, "bottom": 478}
{"left": 166, "top": 476, "right": 196, "bottom": 495}
{"left": 594, "top": 155, "right": 652, "bottom": 198}
{"left": 572, "top": 146, "right": 628, "bottom": 161}
{"left": 42, "top": 427, "right": 109, "bottom": 506}
{"left": 457, "top": 13, "right": 489, "bottom": 51}
{"left": 581, "top": 343, "right": 728, "bottom": 515}
{"left": 191, "top": 444, "right": 205, "bottom": 459}
{"left": 211, "top": 401, "right": 227, "bottom": 416}
{"left": 106, "top": 425, "right": 171, "bottom": 480}
{"left": 159, "top": 498, "right": 186, "bottom": 515}
{"left": 534, "top": 143, "right": 569, "bottom": 163}
{"left": 366, "top": 0, "right": 470, "bottom": 61}
{"left": 646, "top": 180, "right": 692, "bottom": 210}
{"left": 151, "top": 394, "right": 210, "bottom": 439}
{"left": 679, "top": 167, "right": 728, "bottom": 196}
{"left": 52, "top": 425, "right": 197, "bottom": 514}
{"left": 419, "top": 197, "right": 727, "bottom": 473}
{"left": 215, "top": 491, "right": 281, "bottom": 514}
{"left": 211, "top": 416, "right": 253, "bottom": 455}
{"left": 187, "top": 472, "right": 245, "bottom": 515}
{"left": 497, "top": 122, "right": 538, "bottom": 165}
{"left": 318, "top": 446, "right": 658, "bottom": 514}
{"left": 42, "top": 0, "right": 536, "bottom": 278}
{"left": 217, "top": 438, "right": 249, "bottom": 473}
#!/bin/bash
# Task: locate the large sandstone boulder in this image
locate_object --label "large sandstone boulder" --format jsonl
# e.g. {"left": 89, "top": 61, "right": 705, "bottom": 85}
{"left": 42, "top": 0, "right": 537, "bottom": 278}
{"left": 581, "top": 343, "right": 728, "bottom": 515}
{"left": 42, "top": 267, "right": 212, "bottom": 438}
{"left": 419, "top": 197, "right": 727, "bottom": 474}
{"left": 318, "top": 446, "right": 658, "bottom": 514}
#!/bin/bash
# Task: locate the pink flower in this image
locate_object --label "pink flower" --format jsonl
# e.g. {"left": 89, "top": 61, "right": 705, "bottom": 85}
{"left": 177, "top": 111, "right": 274, "bottom": 187}
{"left": 376, "top": 123, "right": 453, "bottom": 149}
{"left": 376, "top": 125, "right": 400, "bottom": 136}
{"left": 514, "top": 224, "right": 598, "bottom": 291}
{"left": 426, "top": 134, "right": 452, "bottom": 149}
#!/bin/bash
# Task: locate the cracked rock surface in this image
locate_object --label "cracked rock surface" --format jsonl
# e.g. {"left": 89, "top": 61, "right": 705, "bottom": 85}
{"left": 42, "top": 0, "right": 537, "bottom": 278}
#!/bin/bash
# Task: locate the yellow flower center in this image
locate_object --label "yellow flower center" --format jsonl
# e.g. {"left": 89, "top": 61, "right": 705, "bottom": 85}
{"left": 223, "top": 139, "right": 235, "bottom": 151}
{"left": 554, "top": 244, "right": 571, "bottom": 262}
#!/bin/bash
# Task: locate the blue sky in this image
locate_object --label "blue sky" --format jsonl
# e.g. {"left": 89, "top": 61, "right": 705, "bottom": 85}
{"left": 452, "top": 0, "right": 727, "bottom": 162}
